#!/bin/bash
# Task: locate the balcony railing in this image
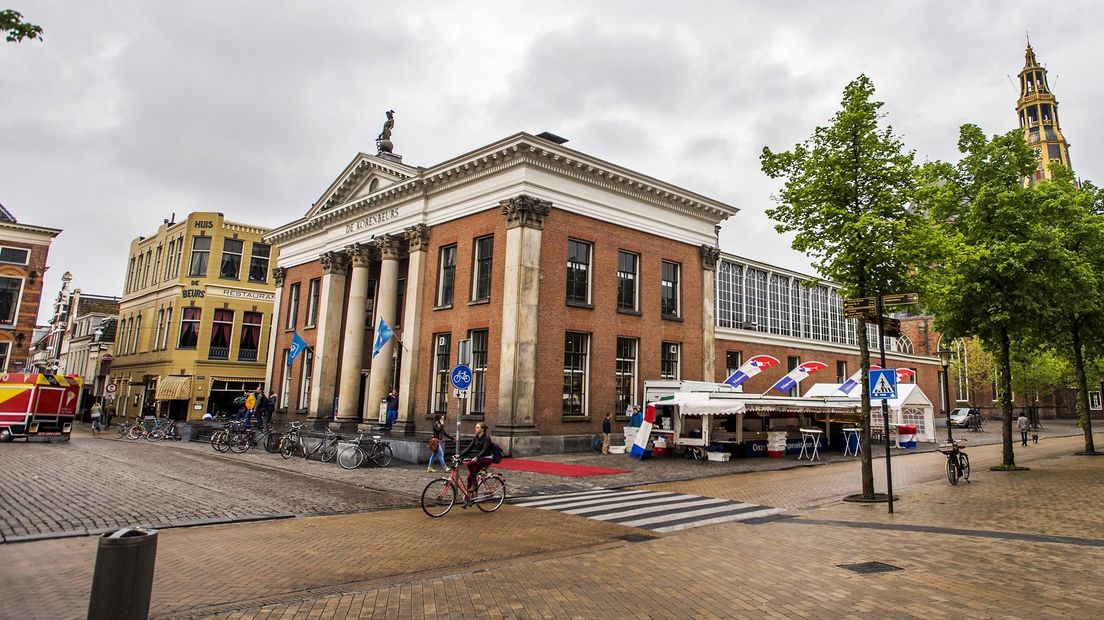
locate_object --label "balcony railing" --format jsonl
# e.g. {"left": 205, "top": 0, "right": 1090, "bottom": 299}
{"left": 209, "top": 346, "right": 230, "bottom": 360}
{"left": 238, "top": 348, "right": 258, "bottom": 362}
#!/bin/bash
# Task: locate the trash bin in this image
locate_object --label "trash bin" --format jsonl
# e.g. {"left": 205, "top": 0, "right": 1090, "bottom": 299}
{"left": 897, "top": 424, "right": 917, "bottom": 449}
{"left": 87, "top": 528, "right": 158, "bottom": 620}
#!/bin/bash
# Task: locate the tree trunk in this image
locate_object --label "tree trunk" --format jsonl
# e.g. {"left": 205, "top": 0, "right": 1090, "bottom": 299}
{"left": 998, "top": 324, "right": 1016, "bottom": 468}
{"left": 858, "top": 318, "right": 874, "bottom": 497}
{"left": 1071, "top": 321, "right": 1097, "bottom": 453}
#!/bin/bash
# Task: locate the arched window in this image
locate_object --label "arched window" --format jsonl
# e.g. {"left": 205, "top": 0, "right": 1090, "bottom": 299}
{"left": 368, "top": 178, "right": 380, "bottom": 193}
{"left": 896, "top": 334, "right": 914, "bottom": 354}
{"left": 939, "top": 337, "right": 970, "bottom": 403}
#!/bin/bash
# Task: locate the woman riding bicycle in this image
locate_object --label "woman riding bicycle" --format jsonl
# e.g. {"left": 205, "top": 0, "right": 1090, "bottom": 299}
{"left": 458, "top": 422, "right": 493, "bottom": 505}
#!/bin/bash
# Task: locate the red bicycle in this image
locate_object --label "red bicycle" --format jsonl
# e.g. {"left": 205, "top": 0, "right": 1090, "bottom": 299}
{"left": 421, "top": 455, "right": 506, "bottom": 517}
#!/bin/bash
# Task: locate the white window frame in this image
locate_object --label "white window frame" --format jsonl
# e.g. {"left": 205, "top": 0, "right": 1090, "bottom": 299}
{"left": 305, "top": 278, "right": 320, "bottom": 327}
{"left": 0, "top": 276, "right": 24, "bottom": 327}
{"left": 0, "top": 246, "right": 30, "bottom": 265}
{"left": 660, "top": 341, "right": 681, "bottom": 380}
{"left": 286, "top": 282, "right": 300, "bottom": 330}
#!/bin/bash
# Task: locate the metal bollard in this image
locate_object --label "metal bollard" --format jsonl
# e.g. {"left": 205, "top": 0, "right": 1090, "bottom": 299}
{"left": 87, "top": 527, "right": 158, "bottom": 620}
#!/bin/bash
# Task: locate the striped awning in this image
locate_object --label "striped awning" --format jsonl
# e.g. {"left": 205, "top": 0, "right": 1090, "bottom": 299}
{"left": 155, "top": 375, "right": 193, "bottom": 400}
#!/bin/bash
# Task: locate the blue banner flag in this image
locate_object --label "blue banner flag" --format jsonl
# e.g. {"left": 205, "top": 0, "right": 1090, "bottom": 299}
{"left": 372, "top": 317, "right": 395, "bottom": 359}
{"left": 287, "top": 332, "right": 308, "bottom": 366}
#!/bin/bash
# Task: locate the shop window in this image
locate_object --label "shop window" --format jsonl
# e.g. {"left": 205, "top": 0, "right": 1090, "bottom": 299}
{"left": 563, "top": 332, "right": 589, "bottom": 417}
{"left": 188, "top": 236, "right": 211, "bottom": 277}
{"left": 437, "top": 245, "right": 456, "bottom": 307}
{"left": 566, "top": 240, "right": 591, "bottom": 305}
{"left": 249, "top": 243, "right": 270, "bottom": 283}
{"left": 220, "top": 238, "right": 243, "bottom": 279}
{"left": 178, "top": 307, "right": 201, "bottom": 349}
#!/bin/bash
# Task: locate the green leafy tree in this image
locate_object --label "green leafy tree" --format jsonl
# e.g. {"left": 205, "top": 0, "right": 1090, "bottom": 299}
{"left": 1030, "top": 165, "right": 1104, "bottom": 453}
{"left": 1009, "top": 344, "right": 1071, "bottom": 402}
{"left": 761, "top": 75, "right": 942, "bottom": 498}
{"left": 1, "top": 9, "right": 42, "bottom": 42}
{"left": 920, "top": 125, "right": 1051, "bottom": 468}
{"left": 949, "top": 338, "right": 995, "bottom": 407}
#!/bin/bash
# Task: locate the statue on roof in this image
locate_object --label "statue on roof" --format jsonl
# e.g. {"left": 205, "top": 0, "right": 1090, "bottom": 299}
{"left": 376, "top": 109, "right": 395, "bottom": 154}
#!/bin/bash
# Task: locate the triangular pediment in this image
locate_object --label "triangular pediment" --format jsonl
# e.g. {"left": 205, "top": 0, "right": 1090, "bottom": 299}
{"left": 305, "top": 153, "right": 418, "bottom": 218}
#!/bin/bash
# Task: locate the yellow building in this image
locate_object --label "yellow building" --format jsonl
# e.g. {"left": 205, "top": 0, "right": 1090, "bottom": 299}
{"left": 109, "top": 212, "right": 275, "bottom": 421}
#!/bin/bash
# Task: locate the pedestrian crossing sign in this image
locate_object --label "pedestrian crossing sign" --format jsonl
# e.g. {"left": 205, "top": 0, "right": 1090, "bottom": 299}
{"left": 869, "top": 368, "right": 898, "bottom": 400}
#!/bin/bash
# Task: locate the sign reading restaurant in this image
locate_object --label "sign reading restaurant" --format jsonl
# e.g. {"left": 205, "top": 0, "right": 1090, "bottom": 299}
{"left": 345, "top": 208, "right": 400, "bottom": 235}
{"left": 208, "top": 287, "right": 276, "bottom": 302}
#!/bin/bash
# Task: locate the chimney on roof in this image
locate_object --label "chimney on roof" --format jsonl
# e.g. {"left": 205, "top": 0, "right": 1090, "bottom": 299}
{"left": 536, "top": 132, "right": 568, "bottom": 145}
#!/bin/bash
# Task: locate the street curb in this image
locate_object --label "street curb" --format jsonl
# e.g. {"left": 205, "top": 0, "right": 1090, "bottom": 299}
{"left": 1, "top": 513, "right": 297, "bottom": 545}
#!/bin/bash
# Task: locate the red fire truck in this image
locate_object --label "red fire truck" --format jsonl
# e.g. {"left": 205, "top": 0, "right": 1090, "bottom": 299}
{"left": 0, "top": 373, "right": 82, "bottom": 442}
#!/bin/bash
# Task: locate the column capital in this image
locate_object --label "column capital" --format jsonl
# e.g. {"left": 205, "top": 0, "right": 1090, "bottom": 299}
{"left": 404, "top": 223, "right": 431, "bottom": 252}
{"left": 700, "top": 245, "right": 720, "bottom": 271}
{"left": 320, "top": 251, "right": 349, "bottom": 275}
{"left": 271, "top": 266, "right": 286, "bottom": 286}
{"left": 373, "top": 234, "right": 405, "bottom": 261}
{"left": 345, "top": 242, "right": 377, "bottom": 268}
{"left": 501, "top": 194, "right": 552, "bottom": 230}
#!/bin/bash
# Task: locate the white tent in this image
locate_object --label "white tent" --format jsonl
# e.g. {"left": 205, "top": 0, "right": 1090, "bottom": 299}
{"left": 803, "top": 383, "right": 936, "bottom": 442}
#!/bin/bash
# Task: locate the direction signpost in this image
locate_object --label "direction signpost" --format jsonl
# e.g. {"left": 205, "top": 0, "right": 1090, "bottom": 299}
{"left": 450, "top": 362, "right": 473, "bottom": 460}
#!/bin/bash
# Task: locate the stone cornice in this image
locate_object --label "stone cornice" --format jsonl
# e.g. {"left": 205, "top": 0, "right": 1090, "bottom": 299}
{"left": 266, "top": 133, "right": 738, "bottom": 245}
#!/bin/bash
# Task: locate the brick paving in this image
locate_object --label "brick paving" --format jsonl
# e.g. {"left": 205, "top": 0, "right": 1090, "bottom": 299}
{"left": 0, "top": 430, "right": 1099, "bottom": 618}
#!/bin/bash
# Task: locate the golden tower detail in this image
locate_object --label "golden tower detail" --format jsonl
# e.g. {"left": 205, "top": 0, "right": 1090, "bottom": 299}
{"left": 1017, "top": 43, "right": 1071, "bottom": 182}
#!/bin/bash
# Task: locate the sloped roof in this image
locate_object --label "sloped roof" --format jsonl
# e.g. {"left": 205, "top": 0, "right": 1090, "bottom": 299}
{"left": 0, "top": 202, "right": 17, "bottom": 223}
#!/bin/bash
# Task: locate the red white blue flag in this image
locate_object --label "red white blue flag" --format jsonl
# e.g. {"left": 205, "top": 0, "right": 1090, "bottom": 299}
{"left": 771, "top": 361, "right": 828, "bottom": 394}
{"left": 630, "top": 403, "right": 657, "bottom": 459}
{"left": 836, "top": 365, "right": 881, "bottom": 395}
{"left": 722, "top": 355, "right": 781, "bottom": 388}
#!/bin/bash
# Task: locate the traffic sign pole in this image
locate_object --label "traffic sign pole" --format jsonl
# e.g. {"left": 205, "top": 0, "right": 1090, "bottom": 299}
{"left": 876, "top": 296, "right": 894, "bottom": 514}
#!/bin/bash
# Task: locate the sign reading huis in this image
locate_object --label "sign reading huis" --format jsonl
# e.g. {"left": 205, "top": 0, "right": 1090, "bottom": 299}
{"left": 345, "top": 208, "right": 400, "bottom": 235}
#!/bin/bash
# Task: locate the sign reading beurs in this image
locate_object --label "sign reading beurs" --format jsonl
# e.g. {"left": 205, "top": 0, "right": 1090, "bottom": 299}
{"left": 345, "top": 208, "right": 400, "bottom": 235}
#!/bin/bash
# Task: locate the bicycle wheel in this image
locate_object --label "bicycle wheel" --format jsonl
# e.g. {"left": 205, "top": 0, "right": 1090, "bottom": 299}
{"left": 338, "top": 445, "right": 365, "bottom": 470}
{"left": 474, "top": 475, "right": 506, "bottom": 512}
{"left": 371, "top": 443, "right": 393, "bottom": 467}
{"left": 214, "top": 431, "right": 232, "bottom": 453}
{"left": 421, "top": 478, "right": 456, "bottom": 518}
{"left": 946, "top": 456, "right": 959, "bottom": 485}
{"left": 125, "top": 425, "right": 143, "bottom": 440}
{"left": 280, "top": 437, "right": 295, "bottom": 459}
{"left": 321, "top": 442, "right": 338, "bottom": 463}
{"left": 960, "top": 453, "right": 970, "bottom": 481}
{"left": 264, "top": 431, "right": 281, "bottom": 453}
{"left": 114, "top": 424, "right": 127, "bottom": 439}
{"left": 229, "top": 433, "right": 250, "bottom": 453}
{"left": 147, "top": 429, "right": 165, "bottom": 442}
{"left": 210, "top": 430, "right": 224, "bottom": 450}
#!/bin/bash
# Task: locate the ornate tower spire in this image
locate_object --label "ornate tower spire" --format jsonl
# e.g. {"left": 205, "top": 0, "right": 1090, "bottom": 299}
{"left": 1016, "top": 42, "right": 1071, "bottom": 182}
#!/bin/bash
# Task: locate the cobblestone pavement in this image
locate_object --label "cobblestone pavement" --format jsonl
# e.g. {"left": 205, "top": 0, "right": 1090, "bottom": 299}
{"left": 0, "top": 420, "right": 1086, "bottom": 541}
{"left": 0, "top": 431, "right": 1099, "bottom": 618}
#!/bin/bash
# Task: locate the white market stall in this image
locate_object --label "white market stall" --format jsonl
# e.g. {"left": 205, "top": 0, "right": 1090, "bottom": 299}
{"left": 803, "top": 382, "right": 936, "bottom": 442}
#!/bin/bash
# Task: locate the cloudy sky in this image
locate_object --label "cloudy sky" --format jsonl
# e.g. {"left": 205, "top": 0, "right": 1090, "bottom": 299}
{"left": 3, "top": 1, "right": 1101, "bottom": 323}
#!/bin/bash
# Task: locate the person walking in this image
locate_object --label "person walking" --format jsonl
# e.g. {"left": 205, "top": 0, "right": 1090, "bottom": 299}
{"left": 384, "top": 390, "right": 398, "bottom": 432}
{"left": 457, "top": 422, "right": 493, "bottom": 507}
{"left": 244, "top": 390, "right": 257, "bottom": 429}
{"left": 90, "top": 402, "right": 103, "bottom": 436}
{"left": 428, "top": 414, "right": 453, "bottom": 472}
{"left": 602, "top": 413, "right": 611, "bottom": 454}
{"left": 1017, "top": 412, "right": 1031, "bottom": 446}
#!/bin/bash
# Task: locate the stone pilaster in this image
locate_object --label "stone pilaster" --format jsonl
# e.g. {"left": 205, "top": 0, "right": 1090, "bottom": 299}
{"left": 396, "top": 224, "right": 429, "bottom": 434}
{"left": 700, "top": 245, "right": 720, "bottom": 382}
{"left": 497, "top": 195, "right": 551, "bottom": 456}
{"left": 364, "top": 234, "right": 404, "bottom": 430}
{"left": 309, "top": 251, "right": 348, "bottom": 423}
{"left": 335, "top": 243, "right": 372, "bottom": 426}
{"left": 263, "top": 268, "right": 285, "bottom": 395}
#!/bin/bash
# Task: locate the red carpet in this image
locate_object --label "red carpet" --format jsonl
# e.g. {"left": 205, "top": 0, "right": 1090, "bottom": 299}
{"left": 493, "top": 458, "right": 630, "bottom": 477}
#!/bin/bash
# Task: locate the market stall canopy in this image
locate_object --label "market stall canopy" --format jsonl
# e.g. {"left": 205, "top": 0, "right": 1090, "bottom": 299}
{"left": 155, "top": 375, "right": 193, "bottom": 400}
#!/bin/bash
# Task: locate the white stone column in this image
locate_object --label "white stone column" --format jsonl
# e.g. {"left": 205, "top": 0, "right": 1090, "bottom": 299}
{"left": 310, "top": 251, "right": 348, "bottom": 423}
{"left": 497, "top": 195, "right": 551, "bottom": 456}
{"left": 396, "top": 224, "right": 429, "bottom": 432}
{"left": 336, "top": 243, "right": 371, "bottom": 424}
{"left": 700, "top": 245, "right": 720, "bottom": 382}
{"left": 365, "top": 235, "right": 402, "bottom": 428}
{"left": 263, "top": 267, "right": 285, "bottom": 392}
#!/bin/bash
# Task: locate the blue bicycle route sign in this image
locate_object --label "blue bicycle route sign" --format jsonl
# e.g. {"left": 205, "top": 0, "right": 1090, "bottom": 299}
{"left": 450, "top": 365, "right": 473, "bottom": 390}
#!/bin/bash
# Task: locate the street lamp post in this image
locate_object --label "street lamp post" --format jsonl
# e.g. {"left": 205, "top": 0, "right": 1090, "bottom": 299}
{"left": 937, "top": 347, "right": 954, "bottom": 443}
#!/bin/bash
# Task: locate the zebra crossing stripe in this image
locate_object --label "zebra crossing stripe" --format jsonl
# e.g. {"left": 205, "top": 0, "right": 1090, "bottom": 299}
{"left": 515, "top": 490, "right": 665, "bottom": 510}
{"left": 515, "top": 489, "right": 785, "bottom": 532}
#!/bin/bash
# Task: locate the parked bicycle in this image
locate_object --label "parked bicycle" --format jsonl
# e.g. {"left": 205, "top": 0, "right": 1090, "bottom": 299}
{"left": 421, "top": 455, "right": 506, "bottom": 517}
{"left": 280, "top": 424, "right": 341, "bottom": 462}
{"left": 211, "top": 420, "right": 248, "bottom": 453}
{"left": 940, "top": 438, "right": 970, "bottom": 485}
{"left": 112, "top": 417, "right": 133, "bottom": 439}
{"left": 146, "top": 419, "right": 179, "bottom": 441}
{"left": 228, "top": 423, "right": 282, "bottom": 454}
{"left": 337, "top": 433, "right": 394, "bottom": 469}
{"left": 125, "top": 417, "right": 166, "bottom": 440}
